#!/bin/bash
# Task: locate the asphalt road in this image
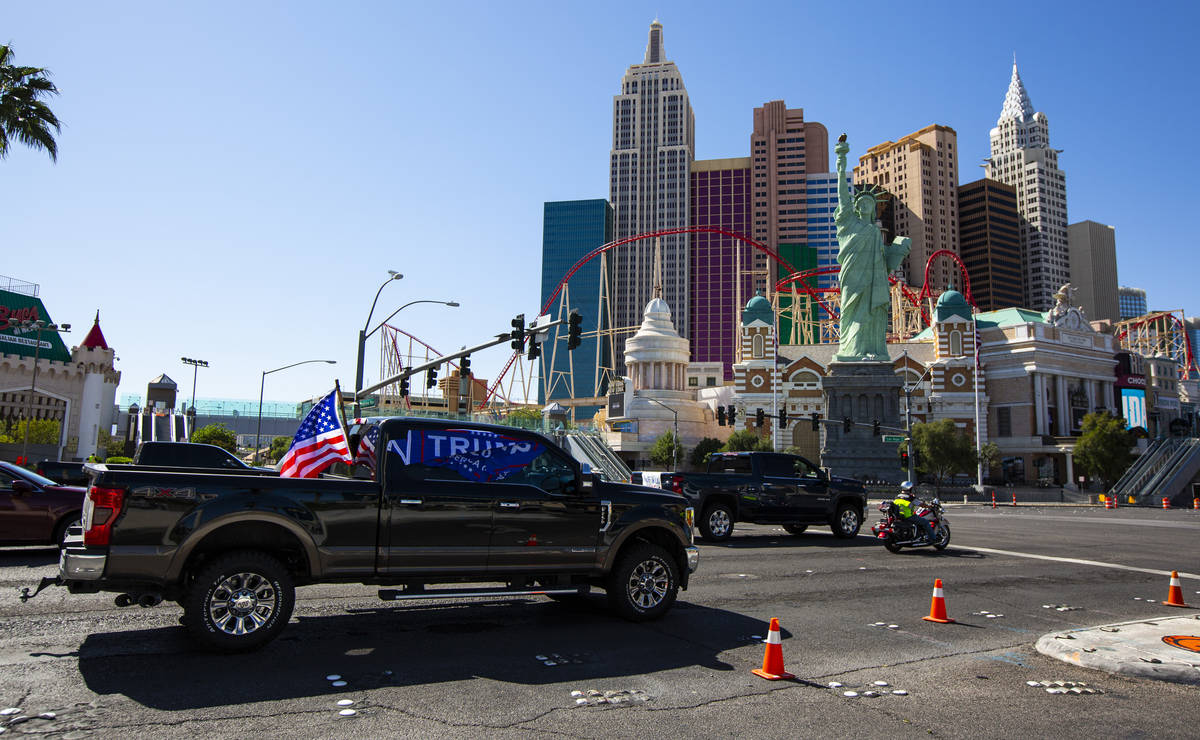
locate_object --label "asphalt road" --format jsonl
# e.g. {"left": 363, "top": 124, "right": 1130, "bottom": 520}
{"left": 0, "top": 504, "right": 1197, "bottom": 738}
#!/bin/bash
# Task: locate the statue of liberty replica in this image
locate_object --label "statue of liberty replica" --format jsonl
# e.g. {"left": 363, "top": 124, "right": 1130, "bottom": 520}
{"left": 820, "top": 134, "right": 908, "bottom": 483}
{"left": 834, "top": 133, "right": 910, "bottom": 361}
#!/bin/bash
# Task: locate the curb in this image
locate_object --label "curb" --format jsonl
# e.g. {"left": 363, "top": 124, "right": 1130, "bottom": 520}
{"left": 1035, "top": 615, "right": 1200, "bottom": 685}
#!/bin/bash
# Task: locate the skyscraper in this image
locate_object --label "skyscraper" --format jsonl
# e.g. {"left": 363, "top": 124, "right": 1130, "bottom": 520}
{"left": 1067, "top": 220, "right": 1119, "bottom": 322}
{"left": 1118, "top": 286, "right": 1148, "bottom": 320}
{"left": 539, "top": 200, "right": 613, "bottom": 410}
{"left": 985, "top": 61, "right": 1069, "bottom": 311}
{"left": 609, "top": 20, "right": 695, "bottom": 373}
{"left": 958, "top": 178, "right": 1023, "bottom": 311}
{"left": 853, "top": 125, "right": 961, "bottom": 292}
{"left": 689, "top": 157, "right": 751, "bottom": 378}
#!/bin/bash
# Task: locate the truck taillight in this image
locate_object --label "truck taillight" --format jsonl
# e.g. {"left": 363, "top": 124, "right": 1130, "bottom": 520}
{"left": 667, "top": 475, "right": 683, "bottom": 494}
{"left": 82, "top": 486, "right": 125, "bottom": 546}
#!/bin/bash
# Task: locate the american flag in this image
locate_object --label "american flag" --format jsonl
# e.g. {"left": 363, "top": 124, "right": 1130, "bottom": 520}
{"left": 354, "top": 423, "right": 380, "bottom": 473}
{"left": 279, "top": 389, "right": 353, "bottom": 478}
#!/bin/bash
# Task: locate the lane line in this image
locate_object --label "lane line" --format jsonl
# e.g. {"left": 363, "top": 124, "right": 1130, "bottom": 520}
{"left": 951, "top": 512, "right": 1200, "bottom": 530}
{"left": 958, "top": 544, "right": 1200, "bottom": 581}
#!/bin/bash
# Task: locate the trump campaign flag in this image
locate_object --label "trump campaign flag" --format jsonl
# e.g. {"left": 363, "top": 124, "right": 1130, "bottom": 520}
{"left": 279, "top": 388, "right": 353, "bottom": 478}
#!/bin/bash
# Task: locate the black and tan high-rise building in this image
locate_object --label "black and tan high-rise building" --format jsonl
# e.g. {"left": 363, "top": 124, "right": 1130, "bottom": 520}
{"left": 1067, "top": 220, "right": 1119, "bottom": 322}
{"left": 958, "top": 178, "right": 1023, "bottom": 311}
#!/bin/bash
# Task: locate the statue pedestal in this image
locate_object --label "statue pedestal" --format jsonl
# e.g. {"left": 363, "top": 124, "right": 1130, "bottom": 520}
{"left": 820, "top": 362, "right": 905, "bottom": 483}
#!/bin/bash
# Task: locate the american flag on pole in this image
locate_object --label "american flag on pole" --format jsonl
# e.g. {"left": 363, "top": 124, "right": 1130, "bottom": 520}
{"left": 279, "top": 388, "right": 353, "bottom": 478}
{"left": 354, "top": 423, "right": 380, "bottom": 473}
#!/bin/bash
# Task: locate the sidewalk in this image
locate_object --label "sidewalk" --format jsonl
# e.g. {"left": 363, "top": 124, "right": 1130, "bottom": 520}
{"left": 1036, "top": 615, "right": 1200, "bottom": 685}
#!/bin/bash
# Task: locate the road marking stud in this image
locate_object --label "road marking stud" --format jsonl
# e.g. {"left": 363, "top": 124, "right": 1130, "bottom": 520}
{"left": 828, "top": 682, "right": 843, "bottom": 688}
{"left": 892, "top": 689, "right": 908, "bottom": 695}
{"left": 843, "top": 691, "right": 859, "bottom": 697}
{"left": 338, "top": 709, "right": 357, "bottom": 717}
{"left": 331, "top": 680, "right": 348, "bottom": 687}
{"left": 325, "top": 674, "right": 341, "bottom": 681}
{"left": 873, "top": 680, "right": 889, "bottom": 686}
{"left": 336, "top": 700, "right": 354, "bottom": 707}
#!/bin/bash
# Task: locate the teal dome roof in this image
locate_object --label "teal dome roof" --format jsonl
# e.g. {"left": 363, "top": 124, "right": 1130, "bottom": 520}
{"left": 742, "top": 294, "right": 774, "bottom": 326}
{"left": 935, "top": 290, "right": 972, "bottom": 322}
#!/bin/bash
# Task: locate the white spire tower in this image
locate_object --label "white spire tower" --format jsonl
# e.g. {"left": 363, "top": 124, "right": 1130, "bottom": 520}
{"left": 985, "top": 59, "right": 1069, "bottom": 311}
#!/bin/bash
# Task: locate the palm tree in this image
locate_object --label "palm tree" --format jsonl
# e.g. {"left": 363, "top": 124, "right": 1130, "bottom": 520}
{"left": 0, "top": 45, "right": 61, "bottom": 162}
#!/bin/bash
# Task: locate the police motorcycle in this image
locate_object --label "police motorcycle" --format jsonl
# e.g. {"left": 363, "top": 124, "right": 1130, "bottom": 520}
{"left": 871, "top": 481, "right": 951, "bottom": 553}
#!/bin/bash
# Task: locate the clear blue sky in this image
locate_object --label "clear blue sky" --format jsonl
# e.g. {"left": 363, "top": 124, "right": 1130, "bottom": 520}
{"left": 4, "top": 1, "right": 1196, "bottom": 404}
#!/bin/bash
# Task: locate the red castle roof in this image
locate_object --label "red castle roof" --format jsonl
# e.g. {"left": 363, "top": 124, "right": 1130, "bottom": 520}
{"left": 81, "top": 311, "right": 108, "bottom": 350}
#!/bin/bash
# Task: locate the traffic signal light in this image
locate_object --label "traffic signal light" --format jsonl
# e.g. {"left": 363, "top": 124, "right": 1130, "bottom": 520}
{"left": 900, "top": 448, "right": 910, "bottom": 467}
{"left": 460, "top": 355, "right": 471, "bottom": 377}
{"left": 510, "top": 314, "right": 525, "bottom": 350}
{"left": 527, "top": 340, "right": 541, "bottom": 361}
{"left": 567, "top": 310, "right": 582, "bottom": 350}
{"left": 427, "top": 366, "right": 438, "bottom": 389}
{"left": 843, "top": 416, "right": 853, "bottom": 433}
{"left": 399, "top": 377, "right": 410, "bottom": 397}
{"left": 727, "top": 405, "right": 737, "bottom": 425}
{"left": 872, "top": 419, "right": 880, "bottom": 436}
{"left": 717, "top": 406, "right": 726, "bottom": 426}
{"left": 756, "top": 408, "right": 765, "bottom": 427}
{"left": 779, "top": 408, "right": 788, "bottom": 429}
{"left": 811, "top": 412, "right": 820, "bottom": 432}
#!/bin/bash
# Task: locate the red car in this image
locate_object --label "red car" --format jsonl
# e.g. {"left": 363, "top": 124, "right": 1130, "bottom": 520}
{"left": 0, "top": 461, "right": 86, "bottom": 548}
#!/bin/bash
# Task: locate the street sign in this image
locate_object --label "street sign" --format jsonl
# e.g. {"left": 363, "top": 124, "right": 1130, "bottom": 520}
{"left": 882, "top": 435, "right": 906, "bottom": 443}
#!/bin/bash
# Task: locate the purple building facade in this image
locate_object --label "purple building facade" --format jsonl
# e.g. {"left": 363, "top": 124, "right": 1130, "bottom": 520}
{"left": 689, "top": 157, "right": 752, "bottom": 379}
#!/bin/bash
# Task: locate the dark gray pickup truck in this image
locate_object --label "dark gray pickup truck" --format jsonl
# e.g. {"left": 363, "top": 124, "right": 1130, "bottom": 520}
{"left": 36, "top": 417, "right": 698, "bottom": 652}
{"left": 656, "top": 451, "right": 867, "bottom": 542}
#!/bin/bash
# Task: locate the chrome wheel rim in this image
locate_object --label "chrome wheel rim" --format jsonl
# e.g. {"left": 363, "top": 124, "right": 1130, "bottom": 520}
{"left": 840, "top": 509, "right": 859, "bottom": 533}
{"left": 626, "top": 558, "right": 669, "bottom": 609}
{"left": 708, "top": 509, "right": 731, "bottom": 537}
{"left": 208, "top": 572, "right": 276, "bottom": 636}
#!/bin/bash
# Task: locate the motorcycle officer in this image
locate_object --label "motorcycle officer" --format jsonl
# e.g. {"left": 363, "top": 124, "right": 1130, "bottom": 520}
{"left": 893, "top": 481, "right": 936, "bottom": 544}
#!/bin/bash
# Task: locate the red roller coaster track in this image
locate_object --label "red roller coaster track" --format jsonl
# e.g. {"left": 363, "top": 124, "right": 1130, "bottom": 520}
{"left": 480, "top": 228, "right": 976, "bottom": 406}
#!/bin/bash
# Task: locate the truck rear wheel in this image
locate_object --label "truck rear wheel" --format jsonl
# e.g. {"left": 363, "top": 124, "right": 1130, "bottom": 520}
{"left": 699, "top": 503, "right": 734, "bottom": 542}
{"left": 184, "top": 551, "right": 295, "bottom": 653}
{"left": 606, "top": 543, "right": 678, "bottom": 621}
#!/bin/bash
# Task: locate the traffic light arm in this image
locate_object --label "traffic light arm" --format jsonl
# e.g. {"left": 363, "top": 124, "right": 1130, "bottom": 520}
{"left": 358, "top": 317, "right": 570, "bottom": 399}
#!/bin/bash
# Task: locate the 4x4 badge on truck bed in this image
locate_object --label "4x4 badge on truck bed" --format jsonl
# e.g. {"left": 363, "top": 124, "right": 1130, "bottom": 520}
{"left": 132, "top": 486, "right": 196, "bottom": 500}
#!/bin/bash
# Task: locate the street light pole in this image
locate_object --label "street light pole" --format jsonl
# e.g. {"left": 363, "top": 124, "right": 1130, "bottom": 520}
{"left": 18, "top": 320, "right": 69, "bottom": 464}
{"left": 901, "top": 350, "right": 933, "bottom": 486}
{"left": 639, "top": 395, "right": 679, "bottom": 469}
{"left": 255, "top": 359, "right": 337, "bottom": 465}
{"left": 354, "top": 295, "right": 459, "bottom": 417}
{"left": 180, "top": 357, "right": 208, "bottom": 440}
{"left": 355, "top": 271, "right": 404, "bottom": 418}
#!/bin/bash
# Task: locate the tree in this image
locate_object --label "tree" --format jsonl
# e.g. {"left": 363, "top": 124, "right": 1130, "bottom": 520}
{"left": 191, "top": 424, "right": 237, "bottom": 453}
{"left": 978, "top": 442, "right": 1001, "bottom": 478}
{"left": 911, "top": 419, "right": 975, "bottom": 487}
{"left": 505, "top": 406, "right": 543, "bottom": 428}
{"left": 648, "top": 430, "right": 683, "bottom": 469}
{"left": 688, "top": 437, "right": 723, "bottom": 467}
{"left": 268, "top": 436, "right": 292, "bottom": 463}
{"left": 0, "top": 45, "right": 61, "bottom": 162}
{"left": 1074, "top": 411, "right": 1135, "bottom": 488}
{"left": 721, "top": 430, "right": 773, "bottom": 452}
{"left": 4, "top": 419, "right": 60, "bottom": 445}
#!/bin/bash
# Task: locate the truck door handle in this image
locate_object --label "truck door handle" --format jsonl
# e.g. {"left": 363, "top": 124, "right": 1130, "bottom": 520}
{"left": 399, "top": 499, "right": 422, "bottom": 505}
{"left": 499, "top": 502, "right": 520, "bottom": 509}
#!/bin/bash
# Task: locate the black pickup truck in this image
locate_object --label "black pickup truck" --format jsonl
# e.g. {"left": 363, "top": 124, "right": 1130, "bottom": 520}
{"left": 43, "top": 417, "right": 697, "bottom": 652}
{"left": 657, "top": 451, "right": 867, "bottom": 542}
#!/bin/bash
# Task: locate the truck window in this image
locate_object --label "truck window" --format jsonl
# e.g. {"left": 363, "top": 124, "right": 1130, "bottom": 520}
{"left": 710, "top": 456, "right": 752, "bottom": 475}
{"left": 760, "top": 455, "right": 794, "bottom": 478}
{"left": 383, "top": 426, "right": 548, "bottom": 483}
{"left": 792, "top": 456, "right": 821, "bottom": 479}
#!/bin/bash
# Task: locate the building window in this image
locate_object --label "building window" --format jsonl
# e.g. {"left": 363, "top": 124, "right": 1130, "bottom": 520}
{"left": 688, "top": 377, "right": 698, "bottom": 387}
{"left": 949, "top": 330, "right": 962, "bottom": 356}
{"left": 997, "top": 407, "right": 1012, "bottom": 437}
{"left": 706, "top": 377, "right": 717, "bottom": 387}
{"left": 752, "top": 334, "right": 764, "bottom": 359}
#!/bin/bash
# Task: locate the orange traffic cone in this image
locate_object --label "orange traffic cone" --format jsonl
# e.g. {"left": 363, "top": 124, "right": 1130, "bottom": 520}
{"left": 751, "top": 617, "right": 795, "bottom": 680}
{"left": 922, "top": 578, "right": 956, "bottom": 623}
{"left": 1163, "top": 571, "right": 1190, "bottom": 607}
